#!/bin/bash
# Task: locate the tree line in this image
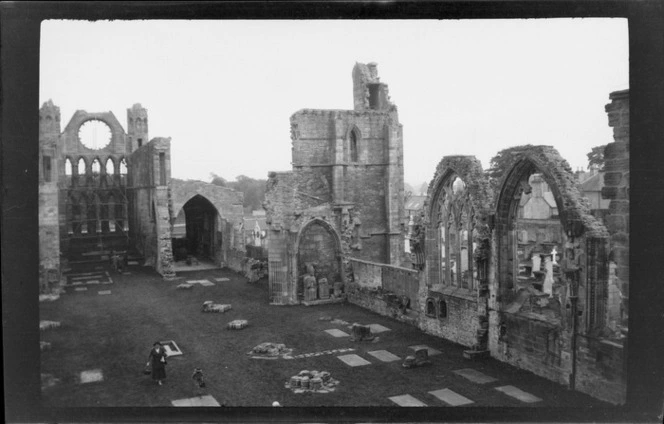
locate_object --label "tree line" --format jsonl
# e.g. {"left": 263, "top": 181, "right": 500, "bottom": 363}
{"left": 210, "top": 173, "right": 267, "bottom": 214}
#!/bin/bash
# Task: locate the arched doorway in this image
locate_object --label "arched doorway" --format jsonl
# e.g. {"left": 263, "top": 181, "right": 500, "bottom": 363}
{"left": 295, "top": 219, "right": 342, "bottom": 301}
{"left": 172, "top": 195, "right": 219, "bottom": 265}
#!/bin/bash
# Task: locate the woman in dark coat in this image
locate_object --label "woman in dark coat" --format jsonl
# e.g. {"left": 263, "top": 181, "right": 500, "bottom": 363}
{"left": 147, "top": 342, "right": 167, "bottom": 385}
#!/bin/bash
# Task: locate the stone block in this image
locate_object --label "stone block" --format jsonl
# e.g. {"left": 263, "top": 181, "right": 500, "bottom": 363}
{"left": 603, "top": 172, "right": 623, "bottom": 186}
{"left": 227, "top": 319, "right": 248, "bottom": 330}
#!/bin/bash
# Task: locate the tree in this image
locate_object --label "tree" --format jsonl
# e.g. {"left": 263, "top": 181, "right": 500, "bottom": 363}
{"left": 587, "top": 144, "right": 607, "bottom": 171}
{"left": 209, "top": 174, "right": 267, "bottom": 213}
{"left": 418, "top": 182, "right": 429, "bottom": 196}
{"left": 209, "top": 173, "right": 227, "bottom": 187}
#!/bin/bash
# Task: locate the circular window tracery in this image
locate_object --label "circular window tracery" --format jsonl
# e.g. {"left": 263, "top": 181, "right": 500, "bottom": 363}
{"left": 78, "top": 120, "right": 112, "bottom": 150}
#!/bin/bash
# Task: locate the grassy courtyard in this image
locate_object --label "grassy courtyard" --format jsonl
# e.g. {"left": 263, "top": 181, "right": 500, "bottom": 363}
{"left": 39, "top": 263, "right": 607, "bottom": 408}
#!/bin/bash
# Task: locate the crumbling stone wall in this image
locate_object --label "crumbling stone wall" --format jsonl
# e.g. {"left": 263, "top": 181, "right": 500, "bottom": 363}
{"left": 488, "top": 144, "right": 624, "bottom": 404}
{"left": 39, "top": 100, "right": 62, "bottom": 292}
{"left": 420, "top": 155, "right": 493, "bottom": 348}
{"left": 128, "top": 138, "right": 174, "bottom": 278}
{"left": 265, "top": 63, "right": 406, "bottom": 305}
{"left": 170, "top": 179, "right": 244, "bottom": 269}
{"left": 601, "top": 90, "right": 629, "bottom": 333}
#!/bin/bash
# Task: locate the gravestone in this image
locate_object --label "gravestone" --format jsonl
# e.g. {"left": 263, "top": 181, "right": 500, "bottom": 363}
{"left": 349, "top": 323, "right": 375, "bottom": 341}
{"left": 318, "top": 278, "right": 330, "bottom": 299}
{"left": 304, "top": 274, "right": 317, "bottom": 301}
{"left": 333, "top": 281, "right": 344, "bottom": 297}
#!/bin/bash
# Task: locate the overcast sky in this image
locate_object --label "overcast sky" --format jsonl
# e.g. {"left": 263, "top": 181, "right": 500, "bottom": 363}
{"left": 40, "top": 19, "right": 628, "bottom": 189}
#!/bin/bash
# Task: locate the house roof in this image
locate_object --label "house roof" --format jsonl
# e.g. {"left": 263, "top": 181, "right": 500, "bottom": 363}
{"left": 579, "top": 172, "right": 605, "bottom": 193}
{"left": 405, "top": 195, "right": 427, "bottom": 211}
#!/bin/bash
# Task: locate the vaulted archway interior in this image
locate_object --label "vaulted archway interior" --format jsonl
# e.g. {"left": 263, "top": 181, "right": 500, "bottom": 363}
{"left": 296, "top": 220, "right": 341, "bottom": 300}
{"left": 172, "top": 195, "right": 219, "bottom": 263}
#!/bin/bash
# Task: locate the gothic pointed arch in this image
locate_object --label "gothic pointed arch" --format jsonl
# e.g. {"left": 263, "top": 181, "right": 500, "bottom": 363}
{"left": 347, "top": 125, "right": 362, "bottom": 163}
{"left": 424, "top": 156, "right": 493, "bottom": 292}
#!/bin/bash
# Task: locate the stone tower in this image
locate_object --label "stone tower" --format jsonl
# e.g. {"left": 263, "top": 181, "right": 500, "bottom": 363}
{"left": 265, "top": 62, "right": 406, "bottom": 305}
{"left": 127, "top": 103, "right": 149, "bottom": 152}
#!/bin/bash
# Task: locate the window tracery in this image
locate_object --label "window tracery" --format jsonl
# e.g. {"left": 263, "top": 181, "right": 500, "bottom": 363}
{"left": 435, "top": 175, "right": 475, "bottom": 290}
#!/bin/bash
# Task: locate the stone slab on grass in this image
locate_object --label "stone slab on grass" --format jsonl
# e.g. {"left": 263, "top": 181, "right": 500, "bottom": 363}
{"left": 127, "top": 261, "right": 140, "bottom": 266}
{"left": 453, "top": 368, "right": 498, "bottom": 385}
{"left": 80, "top": 369, "right": 104, "bottom": 384}
{"left": 367, "top": 350, "right": 401, "bottom": 363}
{"left": 40, "top": 320, "right": 61, "bottom": 331}
{"left": 337, "top": 354, "right": 371, "bottom": 367}
{"left": 429, "top": 388, "right": 474, "bottom": 406}
{"left": 388, "top": 394, "right": 427, "bottom": 407}
{"left": 324, "top": 329, "right": 350, "bottom": 338}
{"left": 408, "top": 345, "right": 442, "bottom": 357}
{"left": 187, "top": 279, "right": 215, "bottom": 286}
{"left": 71, "top": 274, "right": 104, "bottom": 281}
{"left": 214, "top": 277, "right": 230, "bottom": 282}
{"left": 161, "top": 340, "right": 183, "bottom": 357}
{"left": 98, "top": 290, "right": 111, "bottom": 295}
{"left": 74, "top": 287, "right": 88, "bottom": 292}
{"left": 171, "top": 395, "right": 221, "bottom": 407}
{"left": 86, "top": 280, "right": 100, "bottom": 285}
{"left": 367, "top": 324, "right": 391, "bottom": 334}
{"left": 495, "top": 385, "right": 542, "bottom": 403}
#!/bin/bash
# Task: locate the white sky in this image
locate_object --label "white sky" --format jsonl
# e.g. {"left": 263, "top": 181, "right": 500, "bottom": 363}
{"left": 40, "top": 19, "right": 628, "bottom": 189}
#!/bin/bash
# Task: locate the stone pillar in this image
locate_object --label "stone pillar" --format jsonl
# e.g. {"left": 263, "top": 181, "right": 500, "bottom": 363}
{"left": 332, "top": 114, "right": 345, "bottom": 203}
{"left": 39, "top": 100, "right": 62, "bottom": 292}
{"left": 602, "top": 90, "right": 629, "bottom": 329}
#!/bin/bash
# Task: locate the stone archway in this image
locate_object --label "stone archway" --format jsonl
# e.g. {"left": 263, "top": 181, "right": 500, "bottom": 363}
{"left": 294, "top": 219, "right": 343, "bottom": 301}
{"left": 172, "top": 194, "right": 219, "bottom": 265}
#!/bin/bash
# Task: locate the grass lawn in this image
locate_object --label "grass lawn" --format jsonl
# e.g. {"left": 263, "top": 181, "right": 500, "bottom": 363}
{"left": 39, "top": 264, "right": 607, "bottom": 408}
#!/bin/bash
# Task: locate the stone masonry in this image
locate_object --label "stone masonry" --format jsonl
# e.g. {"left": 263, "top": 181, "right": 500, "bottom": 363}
{"left": 264, "top": 63, "right": 406, "bottom": 305}
{"left": 38, "top": 101, "right": 245, "bottom": 286}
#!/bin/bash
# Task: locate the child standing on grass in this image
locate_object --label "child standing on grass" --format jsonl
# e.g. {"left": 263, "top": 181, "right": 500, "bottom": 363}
{"left": 192, "top": 368, "right": 206, "bottom": 396}
{"left": 147, "top": 342, "right": 167, "bottom": 385}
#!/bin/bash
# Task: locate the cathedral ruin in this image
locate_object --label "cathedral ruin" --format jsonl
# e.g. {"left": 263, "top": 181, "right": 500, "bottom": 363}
{"left": 38, "top": 102, "right": 246, "bottom": 288}
{"left": 38, "top": 63, "right": 630, "bottom": 405}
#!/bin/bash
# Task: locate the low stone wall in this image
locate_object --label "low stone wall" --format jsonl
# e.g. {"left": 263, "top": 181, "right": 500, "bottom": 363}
{"left": 226, "top": 248, "right": 267, "bottom": 283}
{"left": 346, "top": 258, "right": 421, "bottom": 325}
{"left": 574, "top": 335, "right": 626, "bottom": 405}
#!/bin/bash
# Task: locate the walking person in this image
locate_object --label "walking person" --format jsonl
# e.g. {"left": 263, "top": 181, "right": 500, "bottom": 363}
{"left": 146, "top": 342, "right": 168, "bottom": 385}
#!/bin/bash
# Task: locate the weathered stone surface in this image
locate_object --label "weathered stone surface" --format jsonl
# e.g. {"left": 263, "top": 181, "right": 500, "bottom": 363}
{"left": 265, "top": 63, "right": 406, "bottom": 305}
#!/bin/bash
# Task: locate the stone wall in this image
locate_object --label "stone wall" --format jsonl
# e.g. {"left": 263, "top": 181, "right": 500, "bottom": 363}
{"left": 170, "top": 178, "right": 244, "bottom": 269}
{"left": 420, "top": 155, "right": 493, "bottom": 349}
{"left": 265, "top": 63, "right": 406, "bottom": 305}
{"left": 602, "top": 90, "right": 629, "bottom": 333}
{"left": 488, "top": 144, "right": 624, "bottom": 404}
{"left": 127, "top": 137, "right": 174, "bottom": 277}
{"left": 346, "top": 258, "right": 420, "bottom": 324}
{"left": 39, "top": 100, "right": 62, "bottom": 292}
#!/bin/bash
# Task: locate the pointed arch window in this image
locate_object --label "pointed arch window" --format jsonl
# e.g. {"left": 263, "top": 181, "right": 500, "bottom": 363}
{"left": 65, "top": 158, "right": 73, "bottom": 176}
{"left": 105, "top": 158, "right": 115, "bottom": 175}
{"left": 119, "top": 158, "right": 127, "bottom": 175}
{"left": 77, "top": 157, "right": 86, "bottom": 175}
{"left": 350, "top": 129, "right": 359, "bottom": 162}
{"left": 91, "top": 158, "right": 101, "bottom": 174}
{"left": 435, "top": 175, "right": 474, "bottom": 290}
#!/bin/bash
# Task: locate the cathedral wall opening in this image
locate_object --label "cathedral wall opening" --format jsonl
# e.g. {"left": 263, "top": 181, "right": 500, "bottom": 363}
{"left": 296, "top": 220, "right": 341, "bottom": 300}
